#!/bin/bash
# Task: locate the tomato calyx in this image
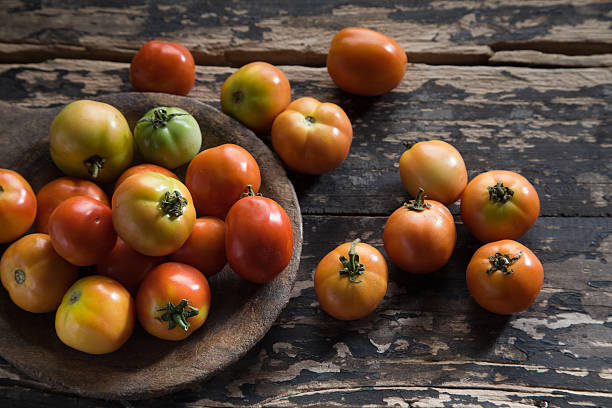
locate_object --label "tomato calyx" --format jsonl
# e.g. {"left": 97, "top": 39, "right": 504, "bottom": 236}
{"left": 138, "top": 108, "right": 188, "bottom": 129}
{"left": 84, "top": 155, "right": 106, "bottom": 179}
{"left": 488, "top": 182, "right": 514, "bottom": 203}
{"left": 156, "top": 299, "right": 199, "bottom": 331}
{"left": 404, "top": 188, "right": 432, "bottom": 211}
{"left": 487, "top": 251, "right": 523, "bottom": 275}
{"left": 0, "top": 184, "right": 4, "bottom": 193}
{"left": 241, "top": 184, "right": 262, "bottom": 198}
{"left": 160, "top": 190, "right": 188, "bottom": 218}
{"left": 232, "top": 90, "right": 244, "bottom": 104}
{"left": 14, "top": 269, "right": 25, "bottom": 285}
{"left": 69, "top": 290, "right": 81, "bottom": 304}
{"left": 339, "top": 239, "right": 365, "bottom": 283}
{"left": 304, "top": 115, "right": 316, "bottom": 125}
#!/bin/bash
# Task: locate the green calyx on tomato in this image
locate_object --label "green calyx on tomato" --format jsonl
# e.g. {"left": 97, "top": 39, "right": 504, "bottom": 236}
{"left": 488, "top": 182, "right": 514, "bottom": 203}
{"left": 83, "top": 155, "right": 105, "bottom": 179}
{"left": 338, "top": 239, "right": 365, "bottom": 283}
{"left": 241, "top": 184, "right": 261, "bottom": 198}
{"left": 405, "top": 188, "right": 432, "bottom": 211}
{"left": 160, "top": 190, "right": 188, "bottom": 218}
{"left": 138, "top": 108, "right": 188, "bottom": 129}
{"left": 487, "top": 251, "right": 523, "bottom": 275}
{"left": 14, "top": 269, "right": 26, "bottom": 284}
{"left": 156, "top": 299, "right": 199, "bottom": 331}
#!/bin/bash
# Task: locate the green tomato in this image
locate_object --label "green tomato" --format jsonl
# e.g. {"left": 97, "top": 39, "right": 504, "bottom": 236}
{"left": 49, "top": 100, "right": 134, "bottom": 184}
{"left": 134, "top": 107, "right": 202, "bottom": 169}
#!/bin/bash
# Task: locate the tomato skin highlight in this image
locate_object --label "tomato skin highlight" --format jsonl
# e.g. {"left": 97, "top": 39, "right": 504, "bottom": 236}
{"left": 55, "top": 275, "right": 135, "bottom": 354}
{"left": 170, "top": 217, "right": 227, "bottom": 277}
{"left": 136, "top": 262, "right": 210, "bottom": 341}
{"left": 460, "top": 170, "right": 540, "bottom": 242}
{"left": 1, "top": 233, "right": 78, "bottom": 313}
{"left": 466, "top": 240, "right": 544, "bottom": 315}
{"left": 0, "top": 169, "right": 37, "bottom": 243}
{"left": 314, "top": 240, "right": 388, "bottom": 321}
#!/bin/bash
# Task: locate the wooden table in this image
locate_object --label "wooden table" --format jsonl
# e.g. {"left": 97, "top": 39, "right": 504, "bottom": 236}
{"left": 1, "top": 1, "right": 611, "bottom": 406}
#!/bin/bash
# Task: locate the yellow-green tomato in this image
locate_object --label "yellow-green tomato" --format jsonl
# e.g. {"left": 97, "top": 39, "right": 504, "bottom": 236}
{"left": 133, "top": 107, "right": 202, "bottom": 169}
{"left": 112, "top": 172, "right": 196, "bottom": 256}
{"left": 55, "top": 275, "right": 135, "bottom": 354}
{"left": 49, "top": 100, "right": 134, "bottom": 184}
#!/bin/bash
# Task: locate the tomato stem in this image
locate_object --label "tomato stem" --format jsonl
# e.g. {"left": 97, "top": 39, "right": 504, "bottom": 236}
{"left": 232, "top": 90, "right": 244, "bottom": 104}
{"left": 138, "top": 108, "right": 188, "bottom": 129}
{"left": 488, "top": 182, "right": 514, "bottom": 203}
{"left": 156, "top": 299, "right": 199, "bottom": 331}
{"left": 487, "top": 252, "right": 523, "bottom": 275}
{"left": 0, "top": 184, "right": 4, "bottom": 193}
{"left": 404, "top": 188, "right": 432, "bottom": 211}
{"left": 83, "top": 155, "right": 105, "bottom": 179}
{"left": 304, "top": 116, "right": 316, "bottom": 125}
{"left": 402, "top": 141, "right": 416, "bottom": 150}
{"left": 339, "top": 239, "right": 365, "bottom": 283}
{"left": 241, "top": 184, "right": 262, "bottom": 198}
{"left": 160, "top": 190, "right": 188, "bottom": 218}
{"left": 14, "top": 269, "right": 25, "bottom": 285}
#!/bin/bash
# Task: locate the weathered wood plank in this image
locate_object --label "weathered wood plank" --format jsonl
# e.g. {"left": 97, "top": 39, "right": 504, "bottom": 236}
{"left": 0, "top": 1, "right": 611, "bottom": 66}
{"left": 490, "top": 50, "right": 612, "bottom": 68}
{"left": 1, "top": 60, "right": 610, "bottom": 218}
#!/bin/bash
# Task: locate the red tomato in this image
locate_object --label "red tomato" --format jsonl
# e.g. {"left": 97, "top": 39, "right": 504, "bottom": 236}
{"left": 129, "top": 40, "right": 195, "bottom": 96}
{"left": 96, "top": 237, "right": 165, "bottom": 295}
{"left": 466, "top": 240, "right": 544, "bottom": 315}
{"left": 114, "top": 164, "right": 179, "bottom": 191}
{"left": 460, "top": 170, "right": 540, "bottom": 242}
{"left": 0, "top": 169, "right": 36, "bottom": 243}
{"left": 136, "top": 262, "right": 210, "bottom": 341}
{"left": 271, "top": 97, "right": 353, "bottom": 174}
{"left": 383, "top": 189, "right": 456, "bottom": 274}
{"left": 314, "top": 239, "right": 388, "bottom": 320}
{"left": 220, "top": 62, "right": 291, "bottom": 133}
{"left": 225, "top": 186, "right": 293, "bottom": 283}
{"left": 327, "top": 27, "right": 407, "bottom": 96}
{"left": 48, "top": 196, "right": 116, "bottom": 266}
{"left": 35, "top": 176, "right": 109, "bottom": 234}
{"left": 1, "top": 233, "right": 78, "bottom": 313}
{"left": 169, "top": 217, "right": 226, "bottom": 277}
{"left": 399, "top": 140, "right": 467, "bottom": 206}
{"left": 56, "top": 275, "right": 135, "bottom": 354}
{"left": 185, "top": 144, "right": 261, "bottom": 219}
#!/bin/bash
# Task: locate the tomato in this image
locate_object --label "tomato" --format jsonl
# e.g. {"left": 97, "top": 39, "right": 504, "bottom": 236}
{"left": 0, "top": 169, "right": 36, "bottom": 243}
{"left": 114, "top": 163, "right": 179, "bottom": 191}
{"left": 225, "top": 186, "right": 293, "bottom": 283}
{"left": 185, "top": 144, "right": 261, "bottom": 219}
{"left": 129, "top": 40, "right": 195, "bottom": 96}
{"left": 327, "top": 27, "right": 407, "bottom": 96}
{"left": 49, "top": 100, "right": 134, "bottom": 184}
{"left": 35, "top": 176, "right": 109, "bottom": 234}
{"left": 399, "top": 140, "right": 467, "bottom": 206}
{"left": 112, "top": 172, "right": 196, "bottom": 256}
{"left": 136, "top": 262, "right": 210, "bottom": 341}
{"left": 133, "top": 107, "right": 202, "bottom": 169}
{"left": 466, "top": 240, "right": 543, "bottom": 315}
{"left": 220, "top": 62, "right": 291, "bottom": 133}
{"left": 383, "top": 189, "right": 456, "bottom": 274}
{"left": 1, "top": 233, "right": 78, "bottom": 313}
{"left": 314, "top": 239, "right": 387, "bottom": 320}
{"left": 460, "top": 170, "right": 540, "bottom": 242}
{"left": 271, "top": 97, "right": 353, "bottom": 174}
{"left": 55, "top": 275, "right": 135, "bottom": 354}
{"left": 169, "top": 217, "right": 226, "bottom": 277}
{"left": 96, "top": 237, "right": 165, "bottom": 295}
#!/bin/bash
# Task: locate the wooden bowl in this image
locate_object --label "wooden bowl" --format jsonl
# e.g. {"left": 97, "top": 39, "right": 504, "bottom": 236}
{"left": 0, "top": 93, "right": 302, "bottom": 400}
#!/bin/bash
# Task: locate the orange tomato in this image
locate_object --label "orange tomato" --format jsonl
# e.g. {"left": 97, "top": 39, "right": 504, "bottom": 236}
{"left": 314, "top": 239, "right": 387, "bottom": 320}
{"left": 0, "top": 169, "right": 36, "bottom": 243}
{"left": 466, "top": 240, "right": 544, "bottom": 315}
{"left": 1, "top": 233, "right": 78, "bottom": 313}
{"left": 271, "top": 97, "right": 353, "bottom": 174}
{"left": 114, "top": 164, "right": 179, "bottom": 191}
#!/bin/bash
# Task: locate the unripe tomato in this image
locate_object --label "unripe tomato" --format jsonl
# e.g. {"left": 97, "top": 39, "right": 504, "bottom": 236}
{"left": 1, "top": 233, "right": 78, "bottom": 313}
{"left": 0, "top": 169, "right": 36, "bottom": 243}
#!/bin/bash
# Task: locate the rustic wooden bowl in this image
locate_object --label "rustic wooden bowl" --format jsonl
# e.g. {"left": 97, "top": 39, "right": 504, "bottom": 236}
{"left": 0, "top": 93, "right": 302, "bottom": 400}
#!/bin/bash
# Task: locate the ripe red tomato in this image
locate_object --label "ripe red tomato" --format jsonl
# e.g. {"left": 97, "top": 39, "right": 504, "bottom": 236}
{"left": 185, "top": 144, "right": 261, "bottom": 219}
{"left": 169, "top": 217, "right": 226, "bottom": 277}
{"left": 460, "top": 170, "right": 540, "bottom": 242}
{"left": 225, "top": 186, "right": 293, "bottom": 283}
{"left": 56, "top": 275, "right": 135, "bottom": 354}
{"left": 48, "top": 196, "right": 116, "bottom": 266}
{"left": 399, "top": 140, "right": 467, "bottom": 206}
{"left": 220, "top": 62, "right": 291, "bottom": 133}
{"left": 314, "top": 239, "right": 387, "bottom": 320}
{"left": 383, "top": 189, "right": 456, "bottom": 274}
{"left": 114, "top": 164, "right": 179, "bottom": 191}
{"left": 271, "top": 97, "right": 353, "bottom": 174}
{"left": 136, "top": 262, "right": 210, "bottom": 341}
{"left": 466, "top": 240, "right": 544, "bottom": 315}
{"left": 0, "top": 169, "right": 36, "bottom": 243}
{"left": 129, "top": 41, "right": 195, "bottom": 96}
{"left": 1, "top": 233, "right": 78, "bottom": 313}
{"left": 35, "top": 176, "right": 109, "bottom": 234}
{"left": 96, "top": 237, "right": 165, "bottom": 295}
{"left": 327, "top": 27, "right": 407, "bottom": 96}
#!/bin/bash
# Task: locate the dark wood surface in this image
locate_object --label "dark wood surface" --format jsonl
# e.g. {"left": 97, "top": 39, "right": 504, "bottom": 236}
{"left": 0, "top": 1, "right": 611, "bottom": 407}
